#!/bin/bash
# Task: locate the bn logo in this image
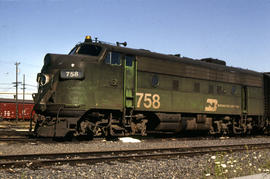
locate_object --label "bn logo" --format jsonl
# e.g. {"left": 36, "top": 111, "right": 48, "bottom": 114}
{"left": 205, "top": 99, "right": 218, "bottom": 112}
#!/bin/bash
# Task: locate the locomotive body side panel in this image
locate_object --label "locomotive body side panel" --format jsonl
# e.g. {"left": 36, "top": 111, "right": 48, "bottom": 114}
{"left": 247, "top": 87, "right": 264, "bottom": 115}
{"left": 55, "top": 62, "right": 123, "bottom": 111}
{"left": 135, "top": 55, "right": 264, "bottom": 116}
{"left": 136, "top": 70, "right": 243, "bottom": 115}
{"left": 137, "top": 56, "right": 263, "bottom": 87}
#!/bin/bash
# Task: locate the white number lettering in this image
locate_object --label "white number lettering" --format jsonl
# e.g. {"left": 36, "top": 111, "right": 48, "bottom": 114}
{"left": 65, "top": 71, "right": 79, "bottom": 78}
{"left": 143, "top": 93, "right": 152, "bottom": 108}
{"left": 152, "top": 94, "right": 160, "bottom": 109}
{"left": 136, "top": 93, "right": 160, "bottom": 109}
{"left": 136, "top": 93, "right": 144, "bottom": 108}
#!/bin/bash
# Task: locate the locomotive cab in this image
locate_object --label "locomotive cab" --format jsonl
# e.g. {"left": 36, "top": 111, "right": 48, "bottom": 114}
{"left": 33, "top": 37, "right": 105, "bottom": 112}
{"left": 32, "top": 36, "right": 137, "bottom": 137}
{"left": 68, "top": 38, "right": 103, "bottom": 57}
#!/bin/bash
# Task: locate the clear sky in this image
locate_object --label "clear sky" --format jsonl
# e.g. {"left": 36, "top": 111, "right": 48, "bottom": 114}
{"left": 0, "top": 0, "right": 270, "bottom": 99}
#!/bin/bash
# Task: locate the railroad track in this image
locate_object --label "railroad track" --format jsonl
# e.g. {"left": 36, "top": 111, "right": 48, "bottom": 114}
{"left": 0, "top": 132, "right": 32, "bottom": 142}
{"left": 0, "top": 137, "right": 35, "bottom": 142}
{"left": 0, "top": 122, "right": 30, "bottom": 131}
{"left": 1, "top": 142, "right": 270, "bottom": 169}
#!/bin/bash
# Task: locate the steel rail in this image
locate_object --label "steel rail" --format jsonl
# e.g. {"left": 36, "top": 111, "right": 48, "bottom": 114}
{"left": 1, "top": 142, "right": 270, "bottom": 169}
{"left": 0, "top": 137, "right": 34, "bottom": 142}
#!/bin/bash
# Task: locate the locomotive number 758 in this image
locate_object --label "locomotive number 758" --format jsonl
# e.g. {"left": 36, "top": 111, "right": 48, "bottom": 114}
{"left": 136, "top": 93, "right": 160, "bottom": 109}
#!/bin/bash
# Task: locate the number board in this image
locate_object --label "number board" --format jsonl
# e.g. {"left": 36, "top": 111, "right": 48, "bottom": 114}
{"left": 60, "top": 70, "right": 84, "bottom": 79}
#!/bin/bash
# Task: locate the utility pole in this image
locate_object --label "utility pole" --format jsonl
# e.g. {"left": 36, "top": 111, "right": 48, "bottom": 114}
{"left": 22, "top": 74, "right": 25, "bottom": 121}
{"left": 15, "top": 62, "right": 20, "bottom": 121}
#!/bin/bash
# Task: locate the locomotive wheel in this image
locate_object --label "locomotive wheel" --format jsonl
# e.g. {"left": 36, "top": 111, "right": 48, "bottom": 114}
{"left": 77, "top": 120, "right": 95, "bottom": 139}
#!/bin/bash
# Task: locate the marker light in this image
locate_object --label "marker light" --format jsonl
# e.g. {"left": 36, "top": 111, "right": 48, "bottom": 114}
{"left": 85, "top": 35, "right": 92, "bottom": 42}
{"left": 85, "top": 35, "right": 91, "bottom": 40}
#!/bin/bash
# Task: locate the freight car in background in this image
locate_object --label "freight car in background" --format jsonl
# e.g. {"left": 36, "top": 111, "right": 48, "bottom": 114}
{"left": 0, "top": 98, "right": 34, "bottom": 120}
{"left": 32, "top": 36, "right": 270, "bottom": 138}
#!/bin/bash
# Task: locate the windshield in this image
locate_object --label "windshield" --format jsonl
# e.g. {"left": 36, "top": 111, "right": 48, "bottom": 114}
{"left": 69, "top": 46, "right": 77, "bottom": 55}
{"left": 69, "top": 44, "right": 102, "bottom": 56}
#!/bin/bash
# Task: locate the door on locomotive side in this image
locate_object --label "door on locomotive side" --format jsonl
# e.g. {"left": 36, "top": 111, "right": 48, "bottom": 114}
{"left": 123, "top": 55, "right": 137, "bottom": 109}
{"left": 263, "top": 73, "right": 270, "bottom": 117}
{"left": 241, "top": 86, "right": 248, "bottom": 114}
{"left": 102, "top": 51, "right": 124, "bottom": 109}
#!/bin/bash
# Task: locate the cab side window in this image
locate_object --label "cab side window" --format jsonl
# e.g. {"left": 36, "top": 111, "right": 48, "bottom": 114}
{"left": 105, "top": 51, "right": 121, "bottom": 65}
{"left": 125, "top": 55, "right": 134, "bottom": 66}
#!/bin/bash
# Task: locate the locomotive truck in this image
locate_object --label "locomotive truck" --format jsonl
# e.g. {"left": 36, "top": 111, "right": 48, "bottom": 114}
{"left": 31, "top": 36, "right": 270, "bottom": 138}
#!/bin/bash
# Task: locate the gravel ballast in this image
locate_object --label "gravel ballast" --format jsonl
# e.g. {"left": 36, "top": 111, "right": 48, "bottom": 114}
{"left": 1, "top": 136, "right": 270, "bottom": 155}
{"left": 0, "top": 136, "right": 270, "bottom": 178}
{"left": 0, "top": 149, "right": 270, "bottom": 178}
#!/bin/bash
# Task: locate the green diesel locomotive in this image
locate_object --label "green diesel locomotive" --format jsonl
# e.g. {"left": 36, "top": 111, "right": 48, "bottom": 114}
{"left": 31, "top": 36, "right": 270, "bottom": 138}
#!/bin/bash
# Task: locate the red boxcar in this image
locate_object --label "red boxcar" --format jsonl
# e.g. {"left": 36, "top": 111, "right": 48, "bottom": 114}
{"left": 0, "top": 98, "right": 35, "bottom": 120}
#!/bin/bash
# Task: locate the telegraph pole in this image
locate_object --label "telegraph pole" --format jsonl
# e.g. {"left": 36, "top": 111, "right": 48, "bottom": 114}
{"left": 22, "top": 74, "right": 25, "bottom": 121}
{"left": 15, "top": 62, "right": 20, "bottom": 121}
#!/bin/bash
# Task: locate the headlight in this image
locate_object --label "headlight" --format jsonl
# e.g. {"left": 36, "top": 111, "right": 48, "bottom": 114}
{"left": 37, "top": 73, "right": 50, "bottom": 86}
